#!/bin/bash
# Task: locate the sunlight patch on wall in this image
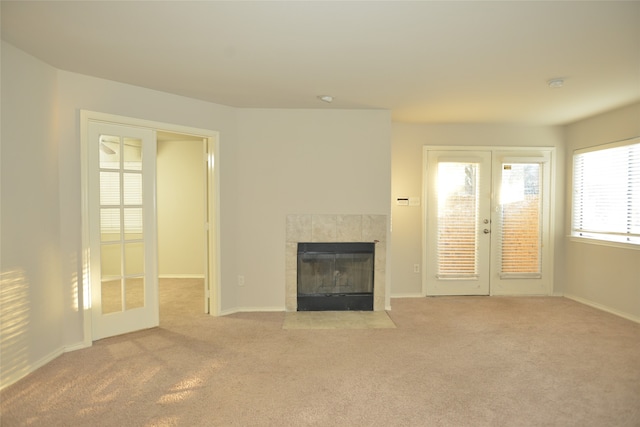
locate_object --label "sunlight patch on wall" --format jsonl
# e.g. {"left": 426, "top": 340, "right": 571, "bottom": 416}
{"left": 0, "top": 268, "right": 30, "bottom": 388}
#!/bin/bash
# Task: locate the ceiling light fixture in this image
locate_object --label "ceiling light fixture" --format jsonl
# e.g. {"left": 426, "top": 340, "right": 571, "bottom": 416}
{"left": 317, "top": 95, "right": 334, "bottom": 103}
{"left": 547, "top": 78, "right": 565, "bottom": 88}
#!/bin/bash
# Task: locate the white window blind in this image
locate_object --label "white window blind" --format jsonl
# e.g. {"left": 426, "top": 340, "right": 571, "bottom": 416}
{"left": 99, "top": 135, "right": 144, "bottom": 236}
{"left": 499, "top": 163, "right": 542, "bottom": 277}
{"left": 436, "top": 162, "right": 479, "bottom": 278}
{"left": 572, "top": 138, "right": 640, "bottom": 245}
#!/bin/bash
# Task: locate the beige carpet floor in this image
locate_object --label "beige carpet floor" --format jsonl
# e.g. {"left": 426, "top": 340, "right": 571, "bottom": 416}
{"left": 1, "top": 279, "right": 639, "bottom": 427}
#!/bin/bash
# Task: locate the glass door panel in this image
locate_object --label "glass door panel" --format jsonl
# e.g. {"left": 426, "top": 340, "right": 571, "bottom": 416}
{"left": 426, "top": 151, "right": 492, "bottom": 295}
{"left": 89, "top": 121, "right": 158, "bottom": 339}
{"left": 499, "top": 163, "right": 542, "bottom": 276}
{"left": 125, "top": 278, "right": 144, "bottom": 310}
{"left": 491, "top": 153, "right": 551, "bottom": 295}
{"left": 436, "top": 162, "right": 480, "bottom": 279}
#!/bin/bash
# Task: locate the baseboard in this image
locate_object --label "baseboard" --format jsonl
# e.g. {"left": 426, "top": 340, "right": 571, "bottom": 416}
{"left": 0, "top": 346, "right": 64, "bottom": 391}
{"left": 1, "top": 339, "right": 92, "bottom": 391}
{"left": 65, "top": 341, "right": 92, "bottom": 353}
{"left": 218, "top": 306, "right": 285, "bottom": 316}
{"left": 391, "top": 293, "right": 425, "bottom": 298}
{"left": 564, "top": 293, "right": 640, "bottom": 324}
{"left": 158, "top": 274, "right": 205, "bottom": 279}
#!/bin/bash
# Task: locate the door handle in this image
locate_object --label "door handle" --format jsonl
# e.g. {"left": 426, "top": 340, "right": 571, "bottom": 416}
{"left": 483, "top": 229, "right": 491, "bottom": 234}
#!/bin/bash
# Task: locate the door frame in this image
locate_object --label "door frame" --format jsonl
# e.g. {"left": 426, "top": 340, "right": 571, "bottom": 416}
{"left": 421, "top": 145, "right": 556, "bottom": 297}
{"left": 80, "top": 110, "right": 221, "bottom": 346}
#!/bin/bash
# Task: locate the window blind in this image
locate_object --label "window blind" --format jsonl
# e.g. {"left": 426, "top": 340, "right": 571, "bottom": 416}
{"left": 499, "top": 163, "right": 542, "bottom": 276}
{"left": 99, "top": 134, "right": 144, "bottom": 236}
{"left": 572, "top": 138, "right": 640, "bottom": 245}
{"left": 436, "top": 162, "right": 479, "bottom": 278}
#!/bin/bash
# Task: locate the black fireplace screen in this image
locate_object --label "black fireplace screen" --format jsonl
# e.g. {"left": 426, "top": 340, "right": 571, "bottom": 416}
{"left": 297, "top": 242, "right": 374, "bottom": 311}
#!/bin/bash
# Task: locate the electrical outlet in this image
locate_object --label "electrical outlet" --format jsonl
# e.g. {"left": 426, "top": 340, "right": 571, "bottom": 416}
{"left": 413, "top": 264, "right": 420, "bottom": 273}
{"left": 238, "top": 275, "right": 245, "bottom": 286}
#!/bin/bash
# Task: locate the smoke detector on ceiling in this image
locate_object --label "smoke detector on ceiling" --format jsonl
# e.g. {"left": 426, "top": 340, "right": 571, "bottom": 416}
{"left": 317, "top": 95, "right": 334, "bottom": 103}
{"left": 547, "top": 78, "right": 565, "bottom": 88}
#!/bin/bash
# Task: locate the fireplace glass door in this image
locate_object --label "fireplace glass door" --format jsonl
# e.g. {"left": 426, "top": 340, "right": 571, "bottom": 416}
{"left": 297, "top": 242, "right": 374, "bottom": 311}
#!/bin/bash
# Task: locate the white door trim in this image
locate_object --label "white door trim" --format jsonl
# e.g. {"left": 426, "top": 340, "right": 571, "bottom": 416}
{"left": 80, "top": 110, "right": 221, "bottom": 346}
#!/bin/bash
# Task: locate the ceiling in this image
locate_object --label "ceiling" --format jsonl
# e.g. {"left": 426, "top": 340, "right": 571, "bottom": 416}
{"left": 2, "top": 1, "right": 639, "bottom": 125}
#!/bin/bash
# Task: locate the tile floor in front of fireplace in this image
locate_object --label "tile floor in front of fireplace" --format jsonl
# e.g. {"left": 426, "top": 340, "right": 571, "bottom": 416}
{"left": 282, "top": 310, "right": 396, "bottom": 330}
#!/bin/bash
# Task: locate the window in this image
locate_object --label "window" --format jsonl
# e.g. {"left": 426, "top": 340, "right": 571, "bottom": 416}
{"left": 572, "top": 137, "right": 640, "bottom": 246}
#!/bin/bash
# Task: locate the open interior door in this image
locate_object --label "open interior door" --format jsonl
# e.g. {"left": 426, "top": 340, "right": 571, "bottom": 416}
{"left": 88, "top": 121, "right": 159, "bottom": 340}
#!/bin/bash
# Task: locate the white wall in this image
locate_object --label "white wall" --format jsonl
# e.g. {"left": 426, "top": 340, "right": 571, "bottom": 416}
{"left": 233, "top": 109, "right": 392, "bottom": 310}
{"left": 54, "top": 69, "right": 241, "bottom": 324}
{"left": 1, "top": 41, "right": 393, "bottom": 389}
{"left": 390, "top": 123, "right": 566, "bottom": 296}
{"left": 0, "top": 42, "right": 65, "bottom": 387}
{"left": 157, "top": 140, "right": 205, "bottom": 277}
{"left": 563, "top": 102, "right": 640, "bottom": 321}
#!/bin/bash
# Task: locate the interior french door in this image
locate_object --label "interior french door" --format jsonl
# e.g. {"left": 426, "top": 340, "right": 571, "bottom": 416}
{"left": 425, "top": 149, "right": 551, "bottom": 296}
{"left": 88, "top": 121, "right": 159, "bottom": 340}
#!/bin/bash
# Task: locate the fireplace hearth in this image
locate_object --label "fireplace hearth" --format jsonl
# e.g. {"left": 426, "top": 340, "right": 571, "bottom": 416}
{"left": 297, "top": 242, "right": 374, "bottom": 311}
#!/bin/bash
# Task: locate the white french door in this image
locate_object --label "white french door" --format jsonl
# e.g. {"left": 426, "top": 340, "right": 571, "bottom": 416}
{"left": 424, "top": 148, "right": 552, "bottom": 296}
{"left": 88, "top": 121, "right": 159, "bottom": 340}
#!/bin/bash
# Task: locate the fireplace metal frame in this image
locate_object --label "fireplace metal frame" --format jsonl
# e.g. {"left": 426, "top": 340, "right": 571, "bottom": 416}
{"left": 297, "top": 242, "right": 375, "bottom": 311}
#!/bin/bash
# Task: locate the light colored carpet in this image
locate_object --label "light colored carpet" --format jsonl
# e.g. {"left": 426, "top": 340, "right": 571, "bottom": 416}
{"left": 283, "top": 310, "right": 396, "bottom": 329}
{"left": 1, "top": 279, "right": 639, "bottom": 427}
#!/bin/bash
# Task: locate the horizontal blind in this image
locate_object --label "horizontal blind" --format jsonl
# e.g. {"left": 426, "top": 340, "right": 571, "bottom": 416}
{"left": 99, "top": 135, "right": 144, "bottom": 236}
{"left": 500, "top": 163, "right": 542, "bottom": 275}
{"left": 573, "top": 139, "right": 640, "bottom": 244}
{"left": 436, "top": 162, "right": 479, "bottom": 278}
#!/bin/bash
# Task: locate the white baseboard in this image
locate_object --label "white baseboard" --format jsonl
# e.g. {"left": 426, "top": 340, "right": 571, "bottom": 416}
{"left": 158, "top": 274, "right": 205, "bottom": 279}
{"left": 564, "top": 293, "right": 640, "bottom": 324}
{"left": 218, "top": 306, "right": 285, "bottom": 316}
{"left": 1, "top": 340, "right": 92, "bottom": 391}
{"left": 391, "top": 293, "right": 425, "bottom": 298}
{"left": 65, "top": 341, "right": 91, "bottom": 353}
{"left": 1, "top": 347, "right": 64, "bottom": 391}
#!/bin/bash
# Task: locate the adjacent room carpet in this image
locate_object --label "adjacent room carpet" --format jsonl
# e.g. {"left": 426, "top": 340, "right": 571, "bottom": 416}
{"left": 1, "top": 278, "right": 639, "bottom": 426}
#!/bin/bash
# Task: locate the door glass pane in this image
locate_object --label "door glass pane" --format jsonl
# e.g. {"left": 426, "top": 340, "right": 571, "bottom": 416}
{"left": 100, "top": 208, "right": 120, "bottom": 241}
{"left": 101, "top": 279, "right": 122, "bottom": 314}
{"left": 123, "top": 173, "right": 142, "bottom": 205}
{"left": 101, "top": 243, "right": 122, "bottom": 278}
{"left": 124, "top": 242, "right": 144, "bottom": 276}
{"left": 124, "top": 208, "right": 143, "bottom": 240}
{"left": 123, "top": 138, "right": 142, "bottom": 170}
{"left": 99, "top": 135, "right": 120, "bottom": 169}
{"left": 125, "top": 278, "right": 144, "bottom": 310}
{"left": 500, "top": 163, "right": 542, "bottom": 275}
{"left": 100, "top": 172, "right": 120, "bottom": 205}
{"left": 436, "top": 162, "right": 479, "bottom": 278}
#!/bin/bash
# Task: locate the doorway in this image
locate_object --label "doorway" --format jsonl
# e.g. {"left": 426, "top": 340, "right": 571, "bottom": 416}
{"left": 81, "top": 111, "right": 220, "bottom": 344}
{"left": 423, "top": 147, "right": 554, "bottom": 296}
{"left": 157, "top": 132, "right": 209, "bottom": 317}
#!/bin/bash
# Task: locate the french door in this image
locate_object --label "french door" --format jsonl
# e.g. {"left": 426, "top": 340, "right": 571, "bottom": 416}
{"left": 424, "top": 148, "right": 552, "bottom": 296}
{"left": 88, "top": 121, "right": 159, "bottom": 340}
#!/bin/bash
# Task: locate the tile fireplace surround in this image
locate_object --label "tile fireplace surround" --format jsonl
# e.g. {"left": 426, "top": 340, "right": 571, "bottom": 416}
{"left": 285, "top": 214, "right": 388, "bottom": 312}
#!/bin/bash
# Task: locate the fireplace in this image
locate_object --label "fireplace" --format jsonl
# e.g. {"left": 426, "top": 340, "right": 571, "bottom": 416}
{"left": 297, "top": 242, "right": 375, "bottom": 311}
{"left": 285, "top": 214, "right": 387, "bottom": 312}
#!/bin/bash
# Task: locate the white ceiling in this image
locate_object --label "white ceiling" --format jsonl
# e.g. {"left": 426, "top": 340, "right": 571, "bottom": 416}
{"left": 2, "top": 1, "right": 639, "bottom": 125}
